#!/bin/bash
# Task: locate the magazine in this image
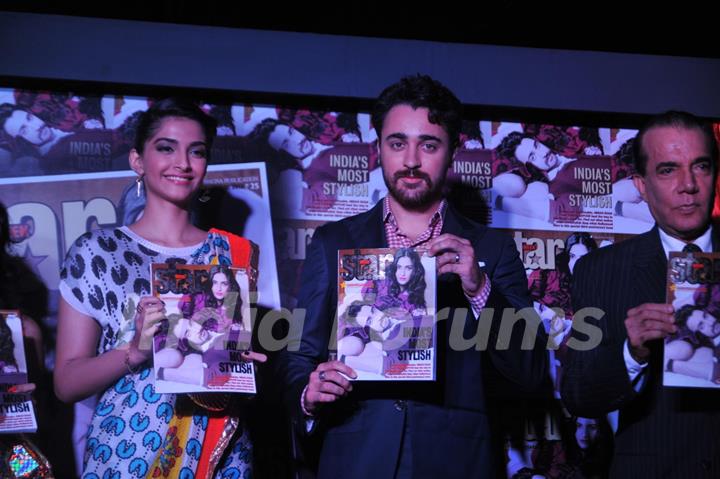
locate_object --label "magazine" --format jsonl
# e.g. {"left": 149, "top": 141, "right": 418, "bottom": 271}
{"left": 664, "top": 251, "right": 720, "bottom": 388}
{"left": 0, "top": 310, "right": 38, "bottom": 433}
{"left": 334, "top": 247, "right": 436, "bottom": 380}
{"left": 151, "top": 264, "right": 257, "bottom": 394}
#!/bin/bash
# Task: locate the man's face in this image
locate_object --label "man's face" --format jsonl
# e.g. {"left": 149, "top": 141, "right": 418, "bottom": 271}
{"left": 186, "top": 320, "right": 211, "bottom": 348}
{"left": 633, "top": 126, "right": 714, "bottom": 241}
{"left": 3, "top": 110, "right": 53, "bottom": 145}
{"left": 379, "top": 105, "right": 453, "bottom": 209}
{"left": 356, "top": 305, "right": 389, "bottom": 331}
{"left": 515, "top": 138, "right": 558, "bottom": 171}
{"left": 268, "top": 124, "right": 314, "bottom": 159}
{"left": 686, "top": 309, "right": 720, "bottom": 339}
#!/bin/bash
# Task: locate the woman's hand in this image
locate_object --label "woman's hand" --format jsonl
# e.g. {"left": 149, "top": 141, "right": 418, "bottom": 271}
{"left": 8, "top": 383, "right": 36, "bottom": 394}
{"left": 239, "top": 351, "right": 268, "bottom": 364}
{"left": 129, "top": 297, "right": 166, "bottom": 364}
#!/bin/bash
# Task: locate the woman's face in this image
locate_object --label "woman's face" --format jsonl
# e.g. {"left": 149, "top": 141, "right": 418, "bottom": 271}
{"left": 212, "top": 272, "right": 230, "bottom": 301}
{"left": 395, "top": 256, "right": 414, "bottom": 287}
{"left": 575, "top": 417, "right": 599, "bottom": 450}
{"left": 132, "top": 117, "right": 208, "bottom": 207}
{"left": 568, "top": 243, "right": 590, "bottom": 275}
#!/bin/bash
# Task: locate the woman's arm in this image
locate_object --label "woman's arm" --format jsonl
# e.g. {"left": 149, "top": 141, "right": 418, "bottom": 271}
{"left": 54, "top": 297, "right": 163, "bottom": 403}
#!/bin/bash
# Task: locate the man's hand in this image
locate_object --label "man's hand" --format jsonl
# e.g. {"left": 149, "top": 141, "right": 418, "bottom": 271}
{"left": 625, "top": 303, "right": 676, "bottom": 363}
{"left": 303, "top": 360, "right": 357, "bottom": 416}
{"left": 427, "top": 233, "right": 484, "bottom": 296}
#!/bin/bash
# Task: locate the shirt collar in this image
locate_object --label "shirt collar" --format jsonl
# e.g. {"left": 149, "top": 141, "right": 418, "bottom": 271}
{"left": 658, "top": 225, "right": 712, "bottom": 259}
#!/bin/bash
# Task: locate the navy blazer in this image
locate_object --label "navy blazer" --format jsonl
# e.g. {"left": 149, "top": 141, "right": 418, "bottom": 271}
{"left": 562, "top": 226, "right": 720, "bottom": 478}
{"left": 279, "top": 200, "right": 546, "bottom": 479}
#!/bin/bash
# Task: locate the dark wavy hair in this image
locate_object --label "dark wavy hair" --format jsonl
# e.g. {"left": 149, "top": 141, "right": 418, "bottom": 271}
{"left": 495, "top": 131, "right": 528, "bottom": 161}
{"left": 385, "top": 248, "right": 426, "bottom": 309}
{"left": 371, "top": 74, "right": 463, "bottom": 150}
{"left": 0, "top": 103, "right": 46, "bottom": 158}
{"left": 0, "top": 317, "right": 18, "bottom": 370}
{"left": 245, "top": 118, "right": 303, "bottom": 181}
{"left": 133, "top": 98, "right": 217, "bottom": 160}
{"left": 565, "top": 232, "right": 597, "bottom": 257}
{"left": 204, "top": 265, "right": 243, "bottom": 327}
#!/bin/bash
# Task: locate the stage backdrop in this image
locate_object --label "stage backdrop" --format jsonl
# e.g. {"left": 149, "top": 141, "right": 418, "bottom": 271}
{"left": 1, "top": 87, "right": 718, "bottom": 478}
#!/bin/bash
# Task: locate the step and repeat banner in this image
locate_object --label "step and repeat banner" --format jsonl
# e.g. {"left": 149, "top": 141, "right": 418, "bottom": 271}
{"left": 2, "top": 87, "right": 714, "bottom": 477}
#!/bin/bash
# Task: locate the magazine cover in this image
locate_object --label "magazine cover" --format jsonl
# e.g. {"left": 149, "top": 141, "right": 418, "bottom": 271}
{"left": 0, "top": 311, "right": 38, "bottom": 433}
{"left": 151, "top": 264, "right": 257, "bottom": 394}
{"left": 500, "top": 229, "right": 622, "bottom": 478}
{"left": 664, "top": 252, "right": 720, "bottom": 388}
{"left": 334, "top": 247, "right": 436, "bottom": 380}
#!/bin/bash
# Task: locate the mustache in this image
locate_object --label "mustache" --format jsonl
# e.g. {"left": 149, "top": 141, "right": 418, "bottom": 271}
{"left": 393, "top": 169, "right": 431, "bottom": 185}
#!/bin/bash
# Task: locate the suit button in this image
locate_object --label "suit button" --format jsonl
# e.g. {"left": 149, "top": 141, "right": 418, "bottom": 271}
{"left": 394, "top": 400, "right": 406, "bottom": 411}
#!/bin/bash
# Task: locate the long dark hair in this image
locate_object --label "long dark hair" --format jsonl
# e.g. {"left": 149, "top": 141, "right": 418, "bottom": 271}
{"left": 385, "top": 248, "right": 426, "bottom": 309}
{"left": 0, "top": 317, "right": 18, "bottom": 370}
{"left": 204, "top": 265, "right": 243, "bottom": 327}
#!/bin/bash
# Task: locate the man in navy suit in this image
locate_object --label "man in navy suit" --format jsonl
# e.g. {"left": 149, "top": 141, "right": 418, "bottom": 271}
{"left": 562, "top": 111, "right": 720, "bottom": 477}
{"left": 279, "top": 75, "right": 546, "bottom": 478}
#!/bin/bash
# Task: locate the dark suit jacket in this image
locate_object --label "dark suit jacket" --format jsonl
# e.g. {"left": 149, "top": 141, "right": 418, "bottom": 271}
{"left": 561, "top": 226, "right": 720, "bottom": 478}
{"left": 279, "top": 200, "right": 546, "bottom": 479}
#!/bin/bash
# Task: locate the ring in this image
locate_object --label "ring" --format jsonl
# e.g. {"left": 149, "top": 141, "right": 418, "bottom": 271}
{"left": 318, "top": 371, "right": 327, "bottom": 381}
{"left": 454, "top": 253, "right": 460, "bottom": 264}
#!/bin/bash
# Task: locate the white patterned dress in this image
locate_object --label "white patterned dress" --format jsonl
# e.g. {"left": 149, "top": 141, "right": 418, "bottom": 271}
{"left": 60, "top": 226, "right": 252, "bottom": 479}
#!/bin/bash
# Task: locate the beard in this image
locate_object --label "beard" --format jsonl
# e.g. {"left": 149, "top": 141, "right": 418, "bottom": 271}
{"left": 383, "top": 167, "right": 445, "bottom": 210}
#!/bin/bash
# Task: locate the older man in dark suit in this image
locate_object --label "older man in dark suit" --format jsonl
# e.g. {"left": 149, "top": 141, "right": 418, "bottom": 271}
{"left": 562, "top": 111, "right": 720, "bottom": 478}
{"left": 279, "top": 75, "right": 546, "bottom": 479}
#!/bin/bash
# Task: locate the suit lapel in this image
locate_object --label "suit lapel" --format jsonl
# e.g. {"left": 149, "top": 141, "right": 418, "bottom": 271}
{"left": 441, "top": 204, "right": 472, "bottom": 238}
{"left": 712, "top": 225, "right": 720, "bottom": 252}
{"left": 630, "top": 226, "right": 667, "bottom": 305}
{"left": 345, "top": 200, "right": 387, "bottom": 248}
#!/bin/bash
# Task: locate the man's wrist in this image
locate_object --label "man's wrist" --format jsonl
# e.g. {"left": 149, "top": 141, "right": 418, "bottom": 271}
{"left": 300, "top": 384, "right": 314, "bottom": 417}
{"left": 630, "top": 347, "right": 649, "bottom": 365}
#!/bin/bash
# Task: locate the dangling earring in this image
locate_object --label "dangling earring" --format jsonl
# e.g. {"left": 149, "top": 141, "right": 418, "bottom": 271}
{"left": 135, "top": 176, "right": 144, "bottom": 198}
{"left": 198, "top": 189, "right": 211, "bottom": 203}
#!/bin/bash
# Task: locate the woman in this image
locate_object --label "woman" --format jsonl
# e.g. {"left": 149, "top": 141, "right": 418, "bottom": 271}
{"left": 529, "top": 232, "right": 597, "bottom": 321}
{"left": 0, "top": 317, "right": 19, "bottom": 373}
{"left": 528, "top": 232, "right": 597, "bottom": 396}
{"left": 565, "top": 415, "right": 613, "bottom": 478}
{"left": 54, "top": 99, "right": 264, "bottom": 478}
{"left": 180, "top": 265, "right": 245, "bottom": 332}
{"left": 363, "top": 248, "right": 427, "bottom": 316}
{"left": 155, "top": 307, "right": 225, "bottom": 386}
{"left": 0, "top": 202, "right": 52, "bottom": 478}
{"left": 665, "top": 304, "right": 720, "bottom": 383}
{"left": 337, "top": 301, "right": 411, "bottom": 375}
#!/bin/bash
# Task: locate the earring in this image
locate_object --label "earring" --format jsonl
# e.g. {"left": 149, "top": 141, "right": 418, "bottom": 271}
{"left": 135, "top": 176, "right": 144, "bottom": 198}
{"left": 198, "top": 189, "right": 211, "bottom": 203}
